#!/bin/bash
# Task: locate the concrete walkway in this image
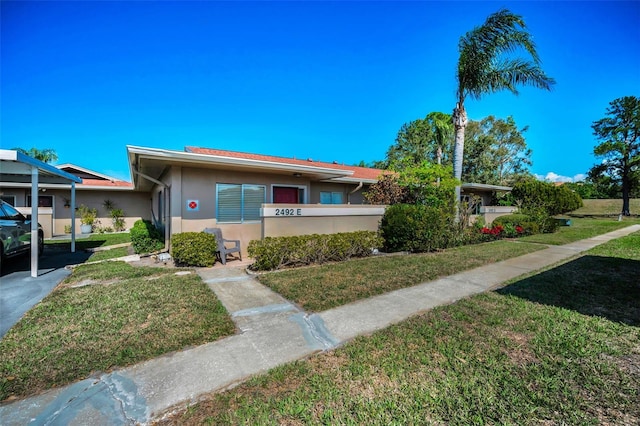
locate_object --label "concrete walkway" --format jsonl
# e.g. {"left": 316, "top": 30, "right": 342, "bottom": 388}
{"left": 1, "top": 225, "right": 638, "bottom": 425}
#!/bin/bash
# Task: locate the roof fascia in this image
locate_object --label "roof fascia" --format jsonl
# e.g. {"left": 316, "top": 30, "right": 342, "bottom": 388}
{"left": 56, "top": 163, "right": 123, "bottom": 182}
{"left": 0, "top": 150, "right": 82, "bottom": 183}
{"left": 127, "top": 145, "right": 354, "bottom": 177}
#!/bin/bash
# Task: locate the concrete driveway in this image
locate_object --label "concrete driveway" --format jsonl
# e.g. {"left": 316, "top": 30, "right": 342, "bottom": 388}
{"left": 0, "top": 247, "right": 92, "bottom": 338}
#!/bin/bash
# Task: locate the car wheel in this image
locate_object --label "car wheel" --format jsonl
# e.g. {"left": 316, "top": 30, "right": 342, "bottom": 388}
{"left": 38, "top": 232, "right": 44, "bottom": 257}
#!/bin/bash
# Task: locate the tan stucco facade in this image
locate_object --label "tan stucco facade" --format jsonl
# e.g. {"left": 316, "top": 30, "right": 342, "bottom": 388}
{"left": 143, "top": 165, "right": 378, "bottom": 254}
{"left": 2, "top": 187, "right": 150, "bottom": 237}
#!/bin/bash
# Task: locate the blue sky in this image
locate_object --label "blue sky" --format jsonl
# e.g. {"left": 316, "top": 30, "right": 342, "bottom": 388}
{"left": 2, "top": 1, "right": 638, "bottom": 183}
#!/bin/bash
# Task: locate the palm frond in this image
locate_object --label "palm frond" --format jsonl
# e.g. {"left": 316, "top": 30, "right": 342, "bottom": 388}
{"left": 456, "top": 8, "right": 554, "bottom": 102}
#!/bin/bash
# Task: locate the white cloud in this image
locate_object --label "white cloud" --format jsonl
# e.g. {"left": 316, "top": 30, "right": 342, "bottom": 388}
{"left": 534, "top": 172, "right": 586, "bottom": 183}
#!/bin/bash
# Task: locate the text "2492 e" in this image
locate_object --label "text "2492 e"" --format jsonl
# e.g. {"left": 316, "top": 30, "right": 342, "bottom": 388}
{"left": 275, "top": 208, "right": 302, "bottom": 216}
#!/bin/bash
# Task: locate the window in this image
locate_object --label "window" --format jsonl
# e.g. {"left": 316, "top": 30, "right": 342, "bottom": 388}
{"left": 0, "top": 201, "right": 24, "bottom": 220}
{"left": 216, "top": 184, "right": 266, "bottom": 223}
{"left": 27, "top": 195, "right": 53, "bottom": 207}
{"left": 0, "top": 195, "right": 16, "bottom": 206}
{"left": 320, "top": 191, "right": 344, "bottom": 204}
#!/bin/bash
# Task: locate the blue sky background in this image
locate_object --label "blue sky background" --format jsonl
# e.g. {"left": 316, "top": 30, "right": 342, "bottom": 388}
{"left": 2, "top": 1, "right": 638, "bottom": 183}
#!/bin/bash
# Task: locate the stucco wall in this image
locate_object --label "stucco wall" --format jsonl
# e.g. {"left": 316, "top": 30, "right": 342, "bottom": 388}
{"left": 157, "top": 166, "right": 379, "bottom": 256}
{"left": 1, "top": 187, "right": 151, "bottom": 237}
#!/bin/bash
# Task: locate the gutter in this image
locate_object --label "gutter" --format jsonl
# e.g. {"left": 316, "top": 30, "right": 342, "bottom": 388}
{"left": 348, "top": 181, "right": 364, "bottom": 204}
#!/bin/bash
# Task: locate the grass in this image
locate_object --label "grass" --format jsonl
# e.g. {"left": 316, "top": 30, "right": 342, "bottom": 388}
{"left": 159, "top": 232, "right": 640, "bottom": 425}
{"left": 45, "top": 232, "right": 131, "bottom": 251}
{"left": 88, "top": 246, "right": 131, "bottom": 262}
{"left": 0, "top": 261, "right": 235, "bottom": 401}
{"left": 258, "top": 240, "right": 545, "bottom": 312}
{"left": 518, "top": 216, "right": 640, "bottom": 245}
{"left": 570, "top": 198, "right": 640, "bottom": 216}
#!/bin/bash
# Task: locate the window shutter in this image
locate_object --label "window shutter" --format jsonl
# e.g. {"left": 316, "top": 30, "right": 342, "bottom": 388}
{"left": 217, "top": 184, "right": 242, "bottom": 222}
{"left": 243, "top": 185, "right": 265, "bottom": 221}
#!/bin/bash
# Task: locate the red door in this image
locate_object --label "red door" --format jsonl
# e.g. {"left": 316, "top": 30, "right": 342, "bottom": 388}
{"left": 273, "top": 187, "right": 299, "bottom": 203}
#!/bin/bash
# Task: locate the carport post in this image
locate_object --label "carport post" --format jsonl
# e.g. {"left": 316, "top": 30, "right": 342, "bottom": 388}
{"left": 31, "top": 166, "right": 39, "bottom": 277}
{"left": 71, "top": 182, "right": 76, "bottom": 252}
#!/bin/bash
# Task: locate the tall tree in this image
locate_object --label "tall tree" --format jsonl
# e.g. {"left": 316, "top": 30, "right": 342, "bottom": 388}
{"left": 12, "top": 147, "right": 58, "bottom": 163}
{"left": 591, "top": 96, "right": 640, "bottom": 216}
{"left": 383, "top": 112, "right": 453, "bottom": 171}
{"left": 452, "top": 9, "right": 555, "bottom": 220}
{"left": 462, "top": 116, "right": 532, "bottom": 185}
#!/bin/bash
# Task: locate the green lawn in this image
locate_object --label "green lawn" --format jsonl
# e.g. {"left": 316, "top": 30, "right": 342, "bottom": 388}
{"left": 87, "top": 246, "right": 131, "bottom": 262}
{"left": 257, "top": 240, "right": 545, "bottom": 312}
{"left": 571, "top": 198, "right": 640, "bottom": 216}
{"left": 0, "top": 262, "right": 235, "bottom": 401}
{"left": 519, "top": 216, "right": 640, "bottom": 245}
{"left": 159, "top": 232, "right": 640, "bottom": 425}
{"left": 45, "top": 232, "right": 131, "bottom": 251}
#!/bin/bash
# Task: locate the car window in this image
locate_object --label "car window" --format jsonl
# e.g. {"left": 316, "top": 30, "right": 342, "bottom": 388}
{"left": 0, "top": 202, "right": 25, "bottom": 221}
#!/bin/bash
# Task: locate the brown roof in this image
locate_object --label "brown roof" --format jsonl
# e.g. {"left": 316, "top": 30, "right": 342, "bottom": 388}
{"left": 80, "top": 178, "right": 133, "bottom": 188}
{"left": 185, "top": 146, "right": 385, "bottom": 181}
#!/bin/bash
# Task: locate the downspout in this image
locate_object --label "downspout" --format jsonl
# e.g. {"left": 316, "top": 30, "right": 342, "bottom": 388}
{"left": 348, "top": 181, "right": 363, "bottom": 204}
{"left": 131, "top": 166, "right": 172, "bottom": 252}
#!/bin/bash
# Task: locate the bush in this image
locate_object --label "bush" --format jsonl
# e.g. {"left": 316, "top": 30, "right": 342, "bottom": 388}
{"left": 130, "top": 220, "right": 164, "bottom": 254}
{"left": 491, "top": 214, "right": 539, "bottom": 235}
{"left": 248, "top": 231, "right": 383, "bottom": 271}
{"left": 520, "top": 206, "right": 558, "bottom": 234}
{"left": 380, "top": 204, "right": 452, "bottom": 253}
{"left": 512, "top": 179, "right": 583, "bottom": 216}
{"left": 171, "top": 232, "right": 218, "bottom": 267}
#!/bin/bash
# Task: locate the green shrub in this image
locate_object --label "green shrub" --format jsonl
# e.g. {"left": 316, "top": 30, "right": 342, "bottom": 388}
{"left": 130, "top": 220, "right": 164, "bottom": 254}
{"left": 248, "top": 231, "right": 383, "bottom": 271}
{"left": 512, "top": 179, "right": 583, "bottom": 216}
{"left": 380, "top": 204, "right": 452, "bottom": 253}
{"left": 171, "top": 232, "right": 217, "bottom": 267}
{"left": 492, "top": 214, "right": 531, "bottom": 228}
{"left": 520, "top": 206, "right": 558, "bottom": 234}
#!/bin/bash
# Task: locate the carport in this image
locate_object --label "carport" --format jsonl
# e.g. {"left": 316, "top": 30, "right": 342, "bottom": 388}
{"left": 0, "top": 149, "right": 82, "bottom": 277}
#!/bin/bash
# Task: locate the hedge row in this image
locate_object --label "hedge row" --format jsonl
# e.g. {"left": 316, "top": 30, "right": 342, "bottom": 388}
{"left": 247, "top": 231, "right": 383, "bottom": 271}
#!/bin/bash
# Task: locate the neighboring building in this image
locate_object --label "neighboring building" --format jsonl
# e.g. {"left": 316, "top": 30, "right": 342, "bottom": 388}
{"left": 0, "top": 164, "right": 149, "bottom": 238}
{"left": 461, "top": 183, "right": 517, "bottom": 224}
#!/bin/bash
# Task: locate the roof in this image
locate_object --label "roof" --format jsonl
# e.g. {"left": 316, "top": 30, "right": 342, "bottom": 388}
{"left": 57, "top": 164, "right": 133, "bottom": 189}
{"left": 128, "top": 145, "right": 386, "bottom": 191}
{"left": 185, "top": 147, "right": 384, "bottom": 182}
{"left": 461, "top": 183, "right": 512, "bottom": 192}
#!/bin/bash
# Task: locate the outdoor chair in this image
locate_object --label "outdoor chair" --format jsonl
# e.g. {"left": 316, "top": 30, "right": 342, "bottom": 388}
{"left": 204, "top": 227, "right": 242, "bottom": 265}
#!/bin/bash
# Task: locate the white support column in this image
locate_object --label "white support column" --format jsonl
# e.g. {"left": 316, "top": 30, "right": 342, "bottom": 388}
{"left": 71, "top": 182, "right": 76, "bottom": 252}
{"left": 31, "top": 167, "right": 39, "bottom": 277}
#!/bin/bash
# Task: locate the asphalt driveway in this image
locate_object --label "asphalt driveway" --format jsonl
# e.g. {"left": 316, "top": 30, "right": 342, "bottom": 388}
{"left": 0, "top": 247, "right": 92, "bottom": 338}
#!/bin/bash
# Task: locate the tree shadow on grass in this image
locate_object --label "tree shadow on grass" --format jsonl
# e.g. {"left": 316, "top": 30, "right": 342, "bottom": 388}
{"left": 497, "top": 255, "right": 640, "bottom": 326}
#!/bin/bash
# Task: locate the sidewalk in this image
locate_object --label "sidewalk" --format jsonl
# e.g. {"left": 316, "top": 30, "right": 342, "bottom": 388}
{"left": 1, "top": 225, "right": 638, "bottom": 425}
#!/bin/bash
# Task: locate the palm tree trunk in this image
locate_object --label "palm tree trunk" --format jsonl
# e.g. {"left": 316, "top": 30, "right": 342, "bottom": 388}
{"left": 452, "top": 103, "right": 467, "bottom": 222}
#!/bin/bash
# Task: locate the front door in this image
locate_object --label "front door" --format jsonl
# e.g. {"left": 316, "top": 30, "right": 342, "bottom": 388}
{"left": 273, "top": 187, "right": 299, "bottom": 204}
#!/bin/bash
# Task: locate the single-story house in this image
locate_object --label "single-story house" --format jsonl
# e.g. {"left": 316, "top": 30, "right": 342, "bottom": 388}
{"left": 460, "top": 183, "right": 517, "bottom": 224}
{"left": 1, "top": 145, "right": 517, "bottom": 256}
{"left": 127, "top": 146, "right": 388, "bottom": 253}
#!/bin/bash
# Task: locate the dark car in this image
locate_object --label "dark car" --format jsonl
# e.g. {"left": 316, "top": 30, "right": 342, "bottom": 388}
{"left": 0, "top": 199, "right": 44, "bottom": 263}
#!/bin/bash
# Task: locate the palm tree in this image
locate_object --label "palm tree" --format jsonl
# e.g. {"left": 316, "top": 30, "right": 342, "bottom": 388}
{"left": 12, "top": 147, "right": 58, "bottom": 163}
{"left": 452, "top": 9, "right": 555, "bottom": 220}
